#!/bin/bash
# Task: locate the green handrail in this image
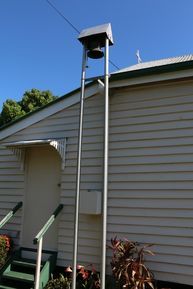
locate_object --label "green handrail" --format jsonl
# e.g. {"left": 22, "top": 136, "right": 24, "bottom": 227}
{"left": 0, "top": 202, "right": 23, "bottom": 229}
{"left": 33, "top": 204, "right": 63, "bottom": 244}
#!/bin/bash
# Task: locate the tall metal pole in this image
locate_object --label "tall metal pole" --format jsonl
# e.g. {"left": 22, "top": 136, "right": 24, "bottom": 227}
{"left": 72, "top": 45, "right": 87, "bottom": 289}
{"left": 101, "top": 37, "right": 109, "bottom": 289}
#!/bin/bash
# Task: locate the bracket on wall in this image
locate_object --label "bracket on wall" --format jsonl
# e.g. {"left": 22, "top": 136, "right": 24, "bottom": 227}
{"left": 11, "top": 147, "right": 26, "bottom": 171}
{"left": 50, "top": 138, "right": 67, "bottom": 170}
{"left": 3, "top": 138, "right": 67, "bottom": 171}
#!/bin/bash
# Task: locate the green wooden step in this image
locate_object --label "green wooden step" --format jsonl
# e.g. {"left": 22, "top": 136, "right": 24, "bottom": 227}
{"left": 12, "top": 259, "right": 36, "bottom": 266}
{"left": 0, "top": 248, "right": 57, "bottom": 289}
{"left": 2, "top": 270, "right": 34, "bottom": 283}
{"left": 11, "top": 260, "right": 36, "bottom": 269}
{"left": 12, "top": 258, "right": 43, "bottom": 268}
{"left": 11, "top": 258, "right": 44, "bottom": 277}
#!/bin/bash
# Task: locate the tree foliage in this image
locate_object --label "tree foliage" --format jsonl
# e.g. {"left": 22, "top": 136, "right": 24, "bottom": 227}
{"left": 21, "top": 89, "right": 57, "bottom": 113}
{"left": 0, "top": 89, "right": 57, "bottom": 126}
{"left": 0, "top": 99, "right": 25, "bottom": 125}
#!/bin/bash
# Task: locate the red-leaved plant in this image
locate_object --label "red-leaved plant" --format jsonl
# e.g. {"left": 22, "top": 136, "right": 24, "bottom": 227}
{"left": 65, "top": 264, "right": 100, "bottom": 289}
{"left": 76, "top": 264, "right": 100, "bottom": 289}
{"left": 45, "top": 264, "right": 100, "bottom": 289}
{"left": 0, "top": 235, "right": 12, "bottom": 268}
{"left": 109, "top": 237, "right": 156, "bottom": 289}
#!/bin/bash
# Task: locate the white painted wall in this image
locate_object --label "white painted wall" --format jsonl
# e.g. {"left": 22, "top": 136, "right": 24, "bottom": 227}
{"left": 0, "top": 92, "right": 104, "bottom": 269}
{"left": 107, "top": 80, "right": 193, "bottom": 285}
{"left": 0, "top": 78, "right": 193, "bottom": 285}
{"left": 0, "top": 147, "right": 24, "bottom": 246}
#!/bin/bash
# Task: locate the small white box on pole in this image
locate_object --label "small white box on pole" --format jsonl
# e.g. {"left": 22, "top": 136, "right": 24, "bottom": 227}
{"left": 80, "top": 190, "right": 102, "bottom": 215}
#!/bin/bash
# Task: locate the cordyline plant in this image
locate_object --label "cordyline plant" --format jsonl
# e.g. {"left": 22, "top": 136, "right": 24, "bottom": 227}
{"left": 0, "top": 235, "right": 12, "bottom": 268}
{"left": 108, "top": 237, "right": 156, "bottom": 289}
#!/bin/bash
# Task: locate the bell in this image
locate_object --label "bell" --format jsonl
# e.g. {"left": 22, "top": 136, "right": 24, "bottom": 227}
{"left": 87, "top": 46, "right": 104, "bottom": 59}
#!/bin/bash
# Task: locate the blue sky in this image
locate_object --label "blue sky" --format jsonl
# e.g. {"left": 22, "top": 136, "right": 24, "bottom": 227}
{"left": 0, "top": 0, "right": 193, "bottom": 110}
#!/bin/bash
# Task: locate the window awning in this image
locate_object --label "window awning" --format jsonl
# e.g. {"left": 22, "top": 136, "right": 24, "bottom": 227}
{"left": 2, "top": 138, "right": 67, "bottom": 171}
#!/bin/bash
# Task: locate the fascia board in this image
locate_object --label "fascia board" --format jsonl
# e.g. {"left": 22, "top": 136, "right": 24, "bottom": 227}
{"left": 110, "top": 67, "right": 193, "bottom": 89}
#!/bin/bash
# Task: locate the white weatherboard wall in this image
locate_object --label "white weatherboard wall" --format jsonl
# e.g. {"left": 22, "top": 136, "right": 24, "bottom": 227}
{"left": 0, "top": 92, "right": 104, "bottom": 269}
{"left": 108, "top": 79, "right": 193, "bottom": 285}
{"left": 1, "top": 77, "right": 193, "bottom": 285}
{"left": 0, "top": 147, "right": 24, "bottom": 245}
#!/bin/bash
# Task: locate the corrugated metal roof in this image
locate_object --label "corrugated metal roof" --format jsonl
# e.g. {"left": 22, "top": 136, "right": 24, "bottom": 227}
{"left": 115, "top": 54, "right": 193, "bottom": 73}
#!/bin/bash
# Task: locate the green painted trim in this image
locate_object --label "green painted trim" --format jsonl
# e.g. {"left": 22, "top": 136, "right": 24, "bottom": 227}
{"left": 110, "top": 60, "right": 193, "bottom": 82}
{"left": 20, "top": 247, "right": 57, "bottom": 256}
{"left": 40, "top": 260, "right": 50, "bottom": 289}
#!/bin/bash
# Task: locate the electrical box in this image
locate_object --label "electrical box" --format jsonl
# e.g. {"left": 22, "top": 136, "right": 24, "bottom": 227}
{"left": 80, "top": 190, "right": 102, "bottom": 215}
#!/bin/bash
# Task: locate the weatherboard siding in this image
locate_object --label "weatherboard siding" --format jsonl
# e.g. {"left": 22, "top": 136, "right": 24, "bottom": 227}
{"left": 1, "top": 78, "right": 193, "bottom": 285}
{"left": 1, "top": 92, "right": 104, "bottom": 269}
{"left": 0, "top": 147, "right": 24, "bottom": 246}
{"left": 107, "top": 80, "right": 193, "bottom": 285}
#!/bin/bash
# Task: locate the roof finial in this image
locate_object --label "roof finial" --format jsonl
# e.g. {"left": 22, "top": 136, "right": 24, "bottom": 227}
{"left": 136, "top": 49, "right": 142, "bottom": 64}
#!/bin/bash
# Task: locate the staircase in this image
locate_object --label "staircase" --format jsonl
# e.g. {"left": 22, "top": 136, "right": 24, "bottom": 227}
{"left": 0, "top": 247, "right": 57, "bottom": 289}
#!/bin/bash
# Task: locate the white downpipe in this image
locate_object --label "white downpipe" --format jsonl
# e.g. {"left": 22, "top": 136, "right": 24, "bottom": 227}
{"left": 101, "top": 37, "right": 109, "bottom": 289}
{"left": 34, "top": 237, "right": 43, "bottom": 289}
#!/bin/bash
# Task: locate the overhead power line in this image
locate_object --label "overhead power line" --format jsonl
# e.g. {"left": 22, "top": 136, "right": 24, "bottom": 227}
{"left": 46, "top": 0, "right": 120, "bottom": 70}
{"left": 46, "top": 0, "right": 80, "bottom": 34}
{"left": 109, "top": 59, "right": 120, "bottom": 70}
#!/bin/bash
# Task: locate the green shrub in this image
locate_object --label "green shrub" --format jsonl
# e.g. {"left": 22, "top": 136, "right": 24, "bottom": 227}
{"left": 45, "top": 274, "right": 71, "bottom": 289}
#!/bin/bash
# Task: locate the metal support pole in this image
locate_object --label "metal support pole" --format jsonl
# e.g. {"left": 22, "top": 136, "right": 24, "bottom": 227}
{"left": 72, "top": 45, "right": 87, "bottom": 289}
{"left": 101, "top": 37, "right": 109, "bottom": 289}
{"left": 34, "top": 237, "right": 43, "bottom": 289}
